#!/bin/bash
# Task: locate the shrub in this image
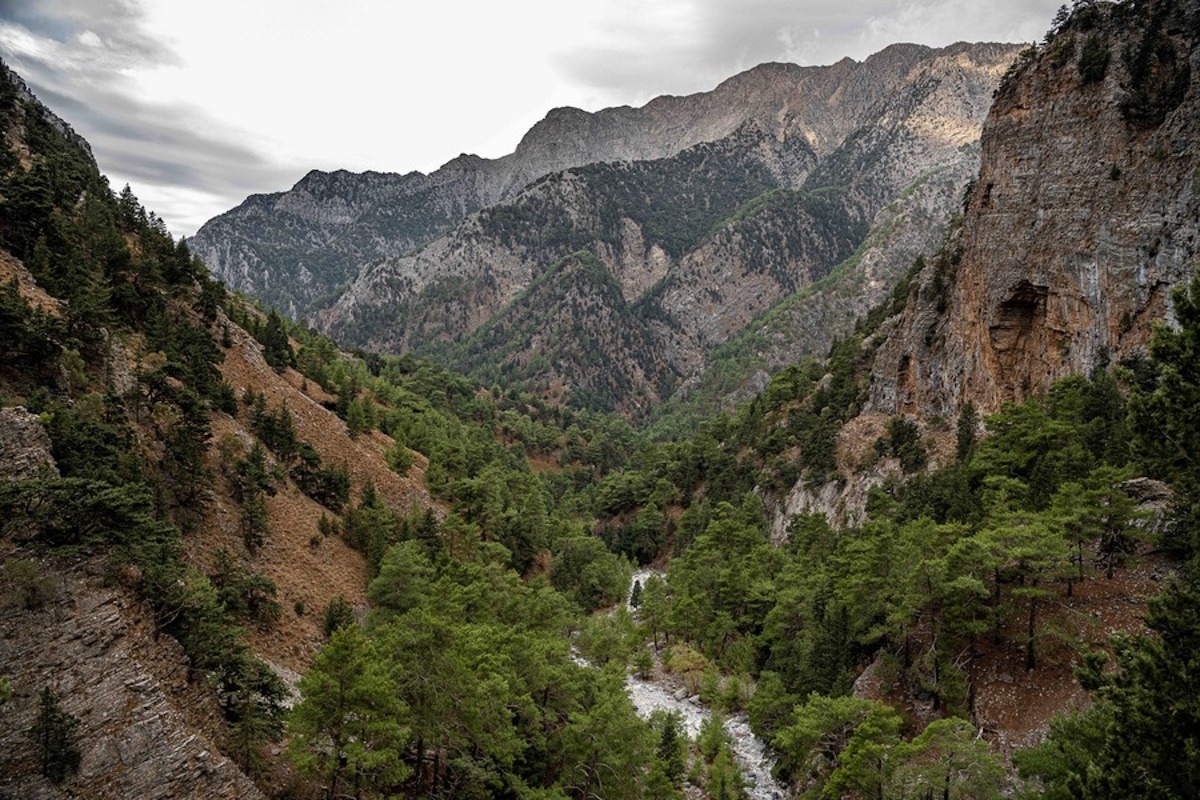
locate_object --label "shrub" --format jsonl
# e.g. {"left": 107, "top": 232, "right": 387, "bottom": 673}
{"left": 322, "top": 596, "right": 356, "bottom": 638}
{"left": 3, "top": 559, "right": 58, "bottom": 609}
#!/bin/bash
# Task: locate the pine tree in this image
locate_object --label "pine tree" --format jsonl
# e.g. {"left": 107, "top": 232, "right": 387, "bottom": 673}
{"left": 1019, "top": 576, "right": 1200, "bottom": 799}
{"left": 957, "top": 400, "right": 979, "bottom": 462}
{"left": 289, "top": 626, "right": 410, "bottom": 797}
{"left": 29, "top": 687, "right": 81, "bottom": 784}
{"left": 1131, "top": 271, "right": 1200, "bottom": 556}
{"left": 260, "top": 309, "right": 294, "bottom": 373}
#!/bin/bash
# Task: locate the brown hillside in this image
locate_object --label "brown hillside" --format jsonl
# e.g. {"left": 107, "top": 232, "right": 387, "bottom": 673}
{"left": 183, "top": 311, "right": 442, "bottom": 672}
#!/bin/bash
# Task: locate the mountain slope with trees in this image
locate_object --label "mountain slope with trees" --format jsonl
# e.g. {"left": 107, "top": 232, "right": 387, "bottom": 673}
{"left": 0, "top": 58, "right": 667, "bottom": 798}
{"left": 324, "top": 45, "right": 1013, "bottom": 416}
{"left": 6, "top": 2, "right": 1200, "bottom": 797}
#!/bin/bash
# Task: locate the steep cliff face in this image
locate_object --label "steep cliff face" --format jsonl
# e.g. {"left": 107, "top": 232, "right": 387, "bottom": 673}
{"left": 314, "top": 43, "right": 1016, "bottom": 414}
{"left": 868, "top": 0, "right": 1200, "bottom": 421}
{"left": 193, "top": 43, "right": 1018, "bottom": 325}
{"left": 0, "top": 563, "right": 266, "bottom": 800}
{"left": 781, "top": 0, "right": 1200, "bottom": 526}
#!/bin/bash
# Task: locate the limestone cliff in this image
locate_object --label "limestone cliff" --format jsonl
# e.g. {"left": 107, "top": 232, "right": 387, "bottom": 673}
{"left": 869, "top": 0, "right": 1200, "bottom": 420}
{"left": 782, "top": 0, "right": 1200, "bottom": 526}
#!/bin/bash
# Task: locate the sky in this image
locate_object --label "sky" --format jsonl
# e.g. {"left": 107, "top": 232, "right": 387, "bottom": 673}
{"left": 0, "top": 1, "right": 1063, "bottom": 237}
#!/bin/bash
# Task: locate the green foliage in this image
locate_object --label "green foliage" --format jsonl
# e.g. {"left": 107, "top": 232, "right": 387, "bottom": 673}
{"left": 211, "top": 550, "right": 281, "bottom": 631}
{"left": 1119, "top": 0, "right": 1192, "bottom": 126}
{"left": 773, "top": 694, "right": 915, "bottom": 799}
{"left": 1078, "top": 34, "right": 1111, "bottom": 83}
{"left": 345, "top": 395, "right": 374, "bottom": 437}
{"left": 698, "top": 714, "right": 747, "bottom": 800}
{"left": 323, "top": 596, "right": 357, "bottom": 638}
{"left": 29, "top": 687, "right": 81, "bottom": 785}
{"left": 479, "top": 135, "right": 778, "bottom": 260}
{"left": 575, "top": 607, "right": 641, "bottom": 668}
{"left": 258, "top": 309, "right": 294, "bottom": 372}
{"left": 248, "top": 400, "right": 349, "bottom": 512}
{"left": 2, "top": 558, "right": 59, "bottom": 609}
{"left": 289, "top": 626, "right": 411, "bottom": 797}
{"left": 550, "top": 535, "right": 631, "bottom": 612}
{"left": 877, "top": 416, "right": 928, "bottom": 473}
{"left": 232, "top": 443, "right": 272, "bottom": 553}
{"left": 1131, "top": 272, "right": 1200, "bottom": 556}
{"left": 386, "top": 441, "right": 414, "bottom": 474}
{"left": 956, "top": 400, "right": 979, "bottom": 462}
{"left": 890, "top": 718, "right": 1005, "bottom": 799}
{"left": 329, "top": 541, "right": 663, "bottom": 797}
{"left": 0, "top": 279, "right": 63, "bottom": 386}
{"left": 344, "top": 482, "right": 399, "bottom": 574}
{"left": 42, "top": 393, "right": 137, "bottom": 484}
{"left": 651, "top": 710, "right": 688, "bottom": 787}
{"left": 440, "top": 251, "right": 678, "bottom": 418}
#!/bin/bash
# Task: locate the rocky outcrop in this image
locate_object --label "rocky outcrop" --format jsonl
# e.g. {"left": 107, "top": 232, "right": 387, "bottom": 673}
{"left": 0, "top": 406, "right": 57, "bottom": 481}
{"left": 867, "top": 1, "right": 1200, "bottom": 420}
{"left": 0, "top": 61, "right": 94, "bottom": 166}
{"left": 0, "top": 561, "right": 264, "bottom": 800}
{"left": 781, "top": 0, "right": 1200, "bottom": 528}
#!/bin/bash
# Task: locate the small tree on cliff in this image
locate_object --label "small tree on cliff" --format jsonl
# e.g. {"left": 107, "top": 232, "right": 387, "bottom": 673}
{"left": 29, "top": 687, "right": 81, "bottom": 784}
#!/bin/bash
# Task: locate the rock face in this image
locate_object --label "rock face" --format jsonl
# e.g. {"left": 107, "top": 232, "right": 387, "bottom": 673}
{"left": 0, "top": 406, "right": 58, "bottom": 480}
{"left": 194, "top": 46, "right": 1018, "bottom": 413}
{"left": 868, "top": 0, "right": 1200, "bottom": 420}
{"left": 782, "top": 0, "right": 1200, "bottom": 526}
{"left": 0, "top": 562, "right": 264, "bottom": 800}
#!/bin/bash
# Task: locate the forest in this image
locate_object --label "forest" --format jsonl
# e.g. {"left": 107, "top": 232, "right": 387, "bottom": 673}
{"left": 3, "top": 1, "right": 1200, "bottom": 795}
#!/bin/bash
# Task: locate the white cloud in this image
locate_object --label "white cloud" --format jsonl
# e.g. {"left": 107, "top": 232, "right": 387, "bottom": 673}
{"left": 0, "top": 0, "right": 1064, "bottom": 237}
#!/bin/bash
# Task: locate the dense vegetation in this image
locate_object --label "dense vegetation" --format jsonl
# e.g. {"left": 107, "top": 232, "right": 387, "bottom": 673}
{"left": 477, "top": 130, "right": 781, "bottom": 261}
{"left": 0, "top": 58, "right": 288, "bottom": 776}
{"left": 6, "top": 1, "right": 1200, "bottom": 793}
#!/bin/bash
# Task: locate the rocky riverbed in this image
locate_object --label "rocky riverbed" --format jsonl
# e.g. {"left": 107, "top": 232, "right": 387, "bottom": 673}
{"left": 624, "top": 570, "right": 784, "bottom": 799}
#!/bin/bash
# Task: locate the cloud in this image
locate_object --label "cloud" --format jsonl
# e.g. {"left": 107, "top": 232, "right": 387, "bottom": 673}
{"left": 555, "top": 0, "right": 1061, "bottom": 104}
{"left": 0, "top": 0, "right": 1067, "bottom": 237}
{"left": 0, "top": 1, "right": 295, "bottom": 236}
{"left": 0, "top": 0, "right": 173, "bottom": 66}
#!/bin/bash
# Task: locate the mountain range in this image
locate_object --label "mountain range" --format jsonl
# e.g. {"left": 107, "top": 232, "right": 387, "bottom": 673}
{"left": 193, "top": 42, "right": 1019, "bottom": 416}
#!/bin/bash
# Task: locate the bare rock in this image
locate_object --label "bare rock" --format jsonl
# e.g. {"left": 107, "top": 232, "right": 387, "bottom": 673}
{"left": 0, "top": 406, "right": 58, "bottom": 481}
{"left": 0, "top": 564, "right": 264, "bottom": 799}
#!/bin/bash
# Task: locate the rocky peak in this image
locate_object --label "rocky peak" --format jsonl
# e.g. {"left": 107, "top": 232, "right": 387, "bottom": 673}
{"left": 0, "top": 60, "right": 95, "bottom": 165}
{"left": 319, "top": 41, "right": 1020, "bottom": 417}
{"left": 192, "top": 42, "right": 1022, "bottom": 319}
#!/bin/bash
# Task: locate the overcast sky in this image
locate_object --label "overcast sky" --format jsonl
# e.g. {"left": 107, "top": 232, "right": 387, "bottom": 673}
{"left": 0, "top": 1, "right": 1062, "bottom": 237}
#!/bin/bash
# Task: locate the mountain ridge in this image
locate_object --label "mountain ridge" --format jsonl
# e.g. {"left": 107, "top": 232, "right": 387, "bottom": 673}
{"left": 191, "top": 42, "right": 1019, "bottom": 330}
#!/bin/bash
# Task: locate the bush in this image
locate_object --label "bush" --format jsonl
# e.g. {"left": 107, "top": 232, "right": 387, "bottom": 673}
{"left": 879, "top": 416, "right": 928, "bottom": 474}
{"left": 1078, "top": 34, "right": 1110, "bottom": 83}
{"left": 2, "top": 558, "right": 58, "bottom": 609}
{"left": 386, "top": 443, "right": 414, "bottom": 475}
